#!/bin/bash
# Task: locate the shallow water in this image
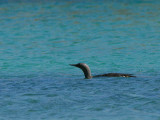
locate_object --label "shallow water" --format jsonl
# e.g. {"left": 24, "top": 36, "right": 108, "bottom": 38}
{"left": 0, "top": 0, "right": 160, "bottom": 119}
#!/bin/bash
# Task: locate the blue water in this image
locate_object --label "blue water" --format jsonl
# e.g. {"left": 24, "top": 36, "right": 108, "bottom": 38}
{"left": 0, "top": 0, "right": 160, "bottom": 119}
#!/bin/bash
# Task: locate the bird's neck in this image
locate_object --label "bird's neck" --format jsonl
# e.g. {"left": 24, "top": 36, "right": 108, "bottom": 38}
{"left": 81, "top": 67, "right": 92, "bottom": 79}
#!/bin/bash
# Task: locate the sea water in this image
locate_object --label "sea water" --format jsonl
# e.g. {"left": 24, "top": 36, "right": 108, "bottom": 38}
{"left": 0, "top": 0, "right": 160, "bottom": 119}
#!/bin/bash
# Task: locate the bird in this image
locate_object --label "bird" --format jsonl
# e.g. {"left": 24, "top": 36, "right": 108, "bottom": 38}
{"left": 70, "top": 63, "right": 135, "bottom": 79}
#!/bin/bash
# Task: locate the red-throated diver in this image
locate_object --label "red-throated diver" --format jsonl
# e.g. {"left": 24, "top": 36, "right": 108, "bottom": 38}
{"left": 70, "top": 63, "right": 135, "bottom": 79}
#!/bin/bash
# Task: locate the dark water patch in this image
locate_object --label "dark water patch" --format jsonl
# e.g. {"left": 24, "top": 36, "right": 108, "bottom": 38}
{"left": 23, "top": 93, "right": 44, "bottom": 96}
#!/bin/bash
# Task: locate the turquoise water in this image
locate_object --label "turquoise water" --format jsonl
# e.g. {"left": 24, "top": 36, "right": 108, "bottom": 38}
{"left": 0, "top": 0, "right": 160, "bottom": 119}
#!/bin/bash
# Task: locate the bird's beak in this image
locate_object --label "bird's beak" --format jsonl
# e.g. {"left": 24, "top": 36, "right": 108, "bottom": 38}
{"left": 69, "top": 64, "right": 77, "bottom": 66}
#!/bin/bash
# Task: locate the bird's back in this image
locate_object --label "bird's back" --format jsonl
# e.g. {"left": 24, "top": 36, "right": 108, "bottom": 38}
{"left": 94, "top": 73, "right": 135, "bottom": 77}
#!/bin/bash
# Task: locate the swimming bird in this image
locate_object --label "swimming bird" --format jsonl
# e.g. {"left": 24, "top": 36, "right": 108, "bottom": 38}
{"left": 70, "top": 63, "right": 135, "bottom": 79}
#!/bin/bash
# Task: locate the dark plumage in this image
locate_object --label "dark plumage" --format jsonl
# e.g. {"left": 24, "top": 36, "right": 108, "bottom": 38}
{"left": 94, "top": 73, "right": 135, "bottom": 77}
{"left": 70, "top": 63, "right": 135, "bottom": 79}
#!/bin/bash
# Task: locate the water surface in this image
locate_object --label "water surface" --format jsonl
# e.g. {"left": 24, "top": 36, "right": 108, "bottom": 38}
{"left": 0, "top": 0, "right": 160, "bottom": 119}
